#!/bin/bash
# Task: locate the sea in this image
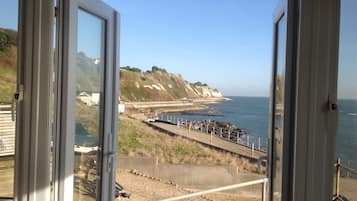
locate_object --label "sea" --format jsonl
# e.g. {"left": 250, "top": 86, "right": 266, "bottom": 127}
{"left": 165, "top": 96, "right": 357, "bottom": 164}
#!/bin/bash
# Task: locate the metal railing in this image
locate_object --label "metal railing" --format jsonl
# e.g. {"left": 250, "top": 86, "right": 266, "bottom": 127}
{"left": 333, "top": 158, "right": 357, "bottom": 200}
{"left": 159, "top": 178, "right": 268, "bottom": 201}
{"left": 157, "top": 114, "right": 269, "bottom": 153}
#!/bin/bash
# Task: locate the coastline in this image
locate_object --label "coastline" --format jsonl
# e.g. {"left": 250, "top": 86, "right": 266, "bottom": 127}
{"left": 122, "top": 97, "right": 229, "bottom": 113}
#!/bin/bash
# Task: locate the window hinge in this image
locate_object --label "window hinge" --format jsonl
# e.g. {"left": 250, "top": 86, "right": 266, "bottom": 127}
{"left": 54, "top": 6, "right": 58, "bottom": 17}
{"left": 12, "top": 84, "right": 24, "bottom": 121}
{"left": 106, "top": 133, "right": 115, "bottom": 172}
{"left": 107, "top": 152, "right": 115, "bottom": 172}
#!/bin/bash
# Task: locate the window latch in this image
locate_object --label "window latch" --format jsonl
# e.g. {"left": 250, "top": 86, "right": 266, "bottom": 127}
{"left": 11, "top": 85, "right": 24, "bottom": 121}
{"left": 328, "top": 96, "right": 339, "bottom": 129}
{"left": 328, "top": 97, "right": 338, "bottom": 112}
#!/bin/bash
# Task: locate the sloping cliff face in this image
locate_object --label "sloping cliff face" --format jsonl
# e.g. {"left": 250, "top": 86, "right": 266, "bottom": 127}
{"left": 120, "top": 66, "right": 223, "bottom": 102}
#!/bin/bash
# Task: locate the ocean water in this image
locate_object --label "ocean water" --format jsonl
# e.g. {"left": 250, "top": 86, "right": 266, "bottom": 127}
{"left": 166, "top": 96, "right": 269, "bottom": 138}
{"left": 336, "top": 99, "right": 357, "bottom": 163}
{"left": 166, "top": 96, "right": 357, "bottom": 163}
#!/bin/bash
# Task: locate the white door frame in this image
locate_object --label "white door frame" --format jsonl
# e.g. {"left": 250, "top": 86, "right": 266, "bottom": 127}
{"left": 15, "top": 0, "right": 54, "bottom": 201}
{"left": 270, "top": 0, "right": 341, "bottom": 200}
{"left": 56, "top": 0, "right": 119, "bottom": 200}
{"left": 269, "top": 0, "right": 299, "bottom": 200}
{"left": 292, "top": 0, "right": 340, "bottom": 200}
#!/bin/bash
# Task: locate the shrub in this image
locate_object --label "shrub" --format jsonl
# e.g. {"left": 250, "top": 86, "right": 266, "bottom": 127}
{"left": 121, "top": 66, "right": 142, "bottom": 73}
{"left": 0, "top": 29, "right": 17, "bottom": 51}
{"left": 151, "top": 66, "right": 167, "bottom": 73}
{"left": 192, "top": 82, "right": 208, "bottom": 86}
{"left": 0, "top": 31, "right": 8, "bottom": 51}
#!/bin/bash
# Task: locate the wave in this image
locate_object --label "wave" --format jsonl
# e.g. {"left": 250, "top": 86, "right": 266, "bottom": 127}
{"left": 347, "top": 113, "right": 357, "bottom": 116}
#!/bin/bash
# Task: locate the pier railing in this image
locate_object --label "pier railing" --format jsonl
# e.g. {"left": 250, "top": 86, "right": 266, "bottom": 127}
{"left": 156, "top": 114, "right": 268, "bottom": 153}
{"left": 333, "top": 158, "right": 357, "bottom": 200}
{"left": 342, "top": 160, "right": 357, "bottom": 178}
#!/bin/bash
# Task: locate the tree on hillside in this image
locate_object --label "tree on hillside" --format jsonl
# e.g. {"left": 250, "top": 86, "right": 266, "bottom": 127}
{"left": 0, "top": 29, "right": 17, "bottom": 51}
{"left": 5, "top": 29, "right": 17, "bottom": 46}
{"left": 120, "top": 66, "right": 142, "bottom": 73}
{"left": 0, "top": 31, "right": 8, "bottom": 51}
{"left": 193, "top": 82, "right": 208, "bottom": 86}
{"left": 151, "top": 66, "right": 167, "bottom": 73}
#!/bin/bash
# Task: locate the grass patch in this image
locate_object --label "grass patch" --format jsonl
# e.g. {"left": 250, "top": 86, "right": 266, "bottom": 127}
{"left": 0, "top": 66, "right": 16, "bottom": 103}
{"left": 118, "top": 115, "right": 260, "bottom": 172}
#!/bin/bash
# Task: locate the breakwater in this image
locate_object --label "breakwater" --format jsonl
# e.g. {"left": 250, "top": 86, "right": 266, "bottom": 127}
{"left": 154, "top": 113, "right": 268, "bottom": 153}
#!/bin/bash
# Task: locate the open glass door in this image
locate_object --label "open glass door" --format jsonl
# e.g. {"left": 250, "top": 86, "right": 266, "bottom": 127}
{"left": 58, "top": 0, "right": 119, "bottom": 200}
{"left": 269, "top": 0, "right": 298, "bottom": 200}
{"left": 73, "top": 9, "right": 107, "bottom": 201}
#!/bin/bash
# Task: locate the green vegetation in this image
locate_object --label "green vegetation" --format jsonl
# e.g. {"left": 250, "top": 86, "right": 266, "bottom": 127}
{"left": 120, "top": 66, "right": 142, "bottom": 73}
{"left": 120, "top": 66, "right": 221, "bottom": 101}
{"left": 0, "top": 29, "right": 17, "bottom": 104}
{"left": 0, "top": 29, "right": 17, "bottom": 52}
{"left": 0, "top": 28, "right": 222, "bottom": 103}
{"left": 118, "top": 115, "right": 258, "bottom": 172}
{"left": 151, "top": 65, "right": 167, "bottom": 73}
{"left": 0, "top": 65, "right": 16, "bottom": 103}
{"left": 75, "top": 101, "right": 99, "bottom": 137}
{"left": 193, "top": 81, "right": 208, "bottom": 87}
{"left": 76, "top": 52, "right": 101, "bottom": 93}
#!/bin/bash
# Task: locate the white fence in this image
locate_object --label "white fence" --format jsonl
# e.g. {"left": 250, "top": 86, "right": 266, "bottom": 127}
{"left": 0, "top": 105, "right": 15, "bottom": 156}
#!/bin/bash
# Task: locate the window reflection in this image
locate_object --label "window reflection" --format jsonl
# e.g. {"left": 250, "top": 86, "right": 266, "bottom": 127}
{"left": 73, "top": 9, "right": 105, "bottom": 201}
{"left": 272, "top": 15, "right": 286, "bottom": 201}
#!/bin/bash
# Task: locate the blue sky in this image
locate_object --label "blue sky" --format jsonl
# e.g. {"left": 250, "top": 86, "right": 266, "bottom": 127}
{"left": 1, "top": 1, "right": 356, "bottom": 98}
{"left": 0, "top": 1, "right": 18, "bottom": 29}
{"left": 78, "top": 9, "right": 103, "bottom": 59}
{"left": 338, "top": 0, "right": 357, "bottom": 100}
{"left": 103, "top": 0, "right": 277, "bottom": 97}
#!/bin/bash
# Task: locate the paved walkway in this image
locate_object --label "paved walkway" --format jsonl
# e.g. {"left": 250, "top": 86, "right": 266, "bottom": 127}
{"left": 116, "top": 168, "right": 262, "bottom": 201}
{"left": 148, "top": 122, "right": 266, "bottom": 160}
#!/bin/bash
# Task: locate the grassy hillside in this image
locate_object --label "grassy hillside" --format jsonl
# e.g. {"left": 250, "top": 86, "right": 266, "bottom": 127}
{"left": 120, "top": 66, "right": 223, "bottom": 102}
{"left": 0, "top": 28, "right": 17, "bottom": 104}
{"left": 118, "top": 115, "right": 258, "bottom": 172}
{"left": 0, "top": 27, "right": 223, "bottom": 103}
{"left": 76, "top": 52, "right": 101, "bottom": 93}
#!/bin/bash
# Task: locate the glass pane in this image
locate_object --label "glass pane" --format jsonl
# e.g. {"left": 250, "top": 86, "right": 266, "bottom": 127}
{"left": 272, "top": 15, "right": 287, "bottom": 201}
{"left": 51, "top": 1, "right": 57, "bottom": 200}
{"left": 114, "top": 1, "right": 274, "bottom": 200}
{"left": 334, "top": 1, "right": 357, "bottom": 200}
{"left": 0, "top": 0, "right": 18, "bottom": 198}
{"left": 73, "top": 9, "right": 105, "bottom": 201}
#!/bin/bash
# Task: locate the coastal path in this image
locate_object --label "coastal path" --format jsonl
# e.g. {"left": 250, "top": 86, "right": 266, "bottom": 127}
{"left": 147, "top": 121, "right": 266, "bottom": 160}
